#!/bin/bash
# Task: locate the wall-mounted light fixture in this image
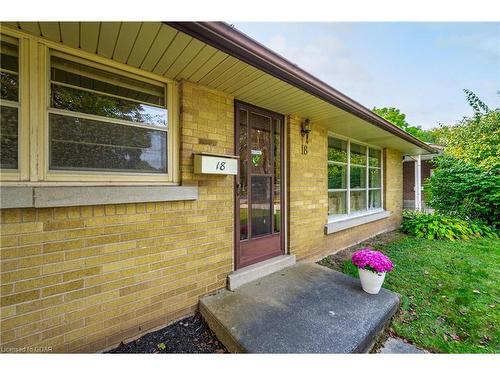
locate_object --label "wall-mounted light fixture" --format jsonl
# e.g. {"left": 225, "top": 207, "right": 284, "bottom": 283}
{"left": 301, "top": 118, "right": 311, "bottom": 144}
{"left": 300, "top": 118, "right": 311, "bottom": 143}
{"left": 300, "top": 119, "right": 311, "bottom": 155}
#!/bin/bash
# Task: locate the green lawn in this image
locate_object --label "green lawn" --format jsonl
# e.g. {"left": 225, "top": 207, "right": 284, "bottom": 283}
{"left": 337, "top": 235, "right": 500, "bottom": 353}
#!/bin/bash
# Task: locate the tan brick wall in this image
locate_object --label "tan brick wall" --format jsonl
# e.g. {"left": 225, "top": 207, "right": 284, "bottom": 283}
{"left": 0, "top": 79, "right": 404, "bottom": 353}
{"left": 287, "top": 115, "right": 329, "bottom": 260}
{"left": 287, "top": 115, "right": 403, "bottom": 262}
{"left": 0, "top": 80, "right": 234, "bottom": 353}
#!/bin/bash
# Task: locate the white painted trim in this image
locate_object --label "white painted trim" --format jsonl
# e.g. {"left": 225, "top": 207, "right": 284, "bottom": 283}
{"left": 403, "top": 154, "right": 438, "bottom": 162}
{"left": 327, "top": 135, "right": 383, "bottom": 218}
{"left": 327, "top": 130, "right": 383, "bottom": 150}
{"left": 325, "top": 210, "right": 390, "bottom": 235}
{"left": 415, "top": 154, "right": 422, "bottom": 212}
{"left": 283, "top": 115, "right": 289, "bottom": 256}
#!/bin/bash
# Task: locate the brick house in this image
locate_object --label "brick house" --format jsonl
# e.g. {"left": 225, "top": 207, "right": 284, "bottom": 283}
{"left": 0, "top": 22, "right": 436, "bottom": 352}
{"left": 403, "top": 146, "right": 443, "bottom": 211}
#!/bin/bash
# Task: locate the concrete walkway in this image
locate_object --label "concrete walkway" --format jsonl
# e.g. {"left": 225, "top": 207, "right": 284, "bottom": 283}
{"left": 200, "top": 263, "right": 400, "bottom": 353}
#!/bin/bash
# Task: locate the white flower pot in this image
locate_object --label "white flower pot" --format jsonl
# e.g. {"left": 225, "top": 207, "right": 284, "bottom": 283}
{"left": 358, "top": 268, "right": 386, "bottom": 294}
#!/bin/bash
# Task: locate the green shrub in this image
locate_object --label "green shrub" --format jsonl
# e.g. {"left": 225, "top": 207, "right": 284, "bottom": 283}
{"left": 401, "top": 211, "right": 497, "bottom": 241}
{"left": 425, "top": 155, "right": 500, "bottom": 228}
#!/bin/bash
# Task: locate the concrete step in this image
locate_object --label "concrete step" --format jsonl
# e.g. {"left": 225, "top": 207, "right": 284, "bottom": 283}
{"left": 200, "top": 262, "right": 400, "bottom": 353}
{"left": 227, "top": 255, "right": 296, "bottom": 291}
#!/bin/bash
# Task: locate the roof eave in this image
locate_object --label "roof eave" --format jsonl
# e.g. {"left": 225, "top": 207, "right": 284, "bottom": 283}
{"left": 166, "top": 21, "right": 436, "bottom": 154}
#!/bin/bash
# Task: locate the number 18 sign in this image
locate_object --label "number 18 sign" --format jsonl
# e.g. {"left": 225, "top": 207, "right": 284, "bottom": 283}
{"left": 194, "top": 154, "right": 238, "bottom": 175}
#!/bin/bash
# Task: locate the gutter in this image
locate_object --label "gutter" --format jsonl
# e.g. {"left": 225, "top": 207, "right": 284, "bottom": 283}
{"left": 165, "top": 21, "right": 436, "bottom": 154}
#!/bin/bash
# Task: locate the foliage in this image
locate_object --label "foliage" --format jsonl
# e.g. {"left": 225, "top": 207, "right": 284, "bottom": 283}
{"left": 425, "top": 156, "right": 500, "bottom": 227}
{"left": 428, "top": 89, "right": 499, "bottom": 171}
{"left": 373, "top": 107, "right": 436, "bottom": 143}
{"left": 401, "top": 210, "right": 497, "bottom": 241}
{"left": 464, "top": 88, "right": 491, "bottom": 116}
{"left": 439, "top": 110, "right": 500, "bottom": 172}
{"left": 424, "top": 90, "right": 500, "bottom": 226}
{"left": 372, "top": 107, "right": 408, "bottom": 128}
{"left": 52, "top": 85, "right": 162, "bottom": 125}
{"left": 337, "top": 235, "right": 500, "bottom": 353}
{"left": 351, "top": 248, "right": 393, "bottom": 273}
{"left": 427, "top": 124, "right": 454, "bottom": 147}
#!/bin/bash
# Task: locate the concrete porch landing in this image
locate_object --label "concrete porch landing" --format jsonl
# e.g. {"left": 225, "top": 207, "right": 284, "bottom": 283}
{"left": 200, "top": 263, "right": 400, "bottom": 353}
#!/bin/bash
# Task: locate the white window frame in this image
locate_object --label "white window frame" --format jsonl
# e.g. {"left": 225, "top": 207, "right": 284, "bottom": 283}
{"left": 0, "top": 33, "right": 30, "bottom": 182}
{"left": 0, "top": 27, "right": 179, "bottom": 186}
{"left": 328, "top": 132, "right": 384, "bottom": 222}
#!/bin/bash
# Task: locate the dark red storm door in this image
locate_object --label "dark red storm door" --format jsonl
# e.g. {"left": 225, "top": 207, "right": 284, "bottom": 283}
{"left": 235, "top": 101, "right": 285, "bottom": 270}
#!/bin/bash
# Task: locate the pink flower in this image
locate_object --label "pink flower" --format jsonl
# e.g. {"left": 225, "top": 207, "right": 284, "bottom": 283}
{"left": 352, "top": 248, "right": 394, "bottom": 273}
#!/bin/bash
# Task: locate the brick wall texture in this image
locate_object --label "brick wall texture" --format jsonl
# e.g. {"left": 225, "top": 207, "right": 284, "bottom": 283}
{"left": 0, "top": 81, "right": 234, "bottom": 353}
{"left": 0, "top": 81, "right": 403, "bottom": 353}
{"left": 287, "top": 115, "right": 403, "bottom": 261}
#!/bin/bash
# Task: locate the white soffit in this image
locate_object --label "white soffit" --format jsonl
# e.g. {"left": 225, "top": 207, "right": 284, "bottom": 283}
{"left": 1, "top": 22, "right": 430, "bottom": 155}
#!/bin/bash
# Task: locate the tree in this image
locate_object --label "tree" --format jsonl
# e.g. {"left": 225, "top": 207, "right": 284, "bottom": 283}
{"left": 425, "top": 155, "right": 499, "bottom": 227}
{"left": 431, "top": 89, "right": 500, "bottom": 172}
{"left": 372, "top": 107, "right": 408, "bottom": 128}
{"left": 425, "top": 90, "right": 500, "bottom": 227}
{"left": 443, "top": 111, "right": 500, "bottom": 172}
{"left": 464, "top": 88, "right": 491, "bottom": 116}
{"left": 373, "top": 107, "right": 436, "bottom": 143}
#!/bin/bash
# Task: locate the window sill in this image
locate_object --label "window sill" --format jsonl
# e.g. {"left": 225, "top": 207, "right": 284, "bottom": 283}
{"left": 324, "top": 210, "right": 391, "bottom": 235}
{"left": 0, "top": 185, "right": 198, "bottom": 209}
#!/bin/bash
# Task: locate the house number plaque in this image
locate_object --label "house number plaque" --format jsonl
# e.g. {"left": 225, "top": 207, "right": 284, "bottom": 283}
{"left": 194, "top": 153, "right": 238, "bottom": 175}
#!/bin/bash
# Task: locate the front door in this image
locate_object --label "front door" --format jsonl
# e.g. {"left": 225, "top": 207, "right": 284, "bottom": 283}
{"left": 235, "top": 102, "right": 284, "bottom": 270}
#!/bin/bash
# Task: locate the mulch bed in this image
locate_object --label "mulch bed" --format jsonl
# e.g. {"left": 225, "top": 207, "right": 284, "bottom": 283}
{"left": 106, "top": 313, "right": 228, "bottom": 354}
{"left": 317, "top": 230, "right": 404, "bottom": 272}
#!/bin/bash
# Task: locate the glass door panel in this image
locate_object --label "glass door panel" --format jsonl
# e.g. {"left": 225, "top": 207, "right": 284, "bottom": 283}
{"left": 239, "top": 109, "right": 248, "bottom": 240}
{"left": 251, "top": 175, "right": 272, "bottom": 237}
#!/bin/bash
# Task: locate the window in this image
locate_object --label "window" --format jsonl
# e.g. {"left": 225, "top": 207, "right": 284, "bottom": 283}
{"left": 1, "top": 29, "right": 178, "bottom": 185}
{"left": 48, "top": 54, "right": 168, "bottom": 174}
{"left": 0, "top": 27, "right": 181, "bottom": 199}
{"left": 0, "top": 35, "right": 19, "bottom": 170}
{"left": 328, "top": 135, "right": 383, "bottom": 218}
{"left": 328, "top": 138, "right": 347, "bottom": 215}
{"left": 368, "top": 148, "right": 382, "bottom": 209}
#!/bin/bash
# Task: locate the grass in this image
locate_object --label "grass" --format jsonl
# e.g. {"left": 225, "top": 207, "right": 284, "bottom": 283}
{"left": 325, "top": 234, "right": 500, "bottom": 353}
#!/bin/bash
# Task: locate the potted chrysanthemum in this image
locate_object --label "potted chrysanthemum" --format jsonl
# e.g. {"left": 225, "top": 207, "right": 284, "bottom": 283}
{"left": 351, "top": 248, "right": 394, "bottom": 294}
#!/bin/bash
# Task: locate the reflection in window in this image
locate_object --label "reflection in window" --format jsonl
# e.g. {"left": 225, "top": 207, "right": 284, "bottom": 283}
{"left": 0, "top": 36, "right": 19, "bottom": 170}
{"left": 328, "top": 191, "right": 347, "bottom": 215}
{"left": 249, "top": 111, "right": 271, "bottom": 174}
{"left": 350, "top": 142, "right": 366, "bottom": 166}
{"left": 49, "top": 114, "right": 166, "bottom": 173}
{"left": 328, "top": 164, "right": 346, "bottom": 190}
{"left": 48, "top": 54, "right": 168, "bottom": 174}
{"left": 273, "top": 118, "right": 281, "bottom": 233}
{"left": 239, "top": 109, "right": 248, "bottom": 240}
{"left": 328, "top": 137, "right": 348, "bottom": 215}
{"left": 350, "top": 190, "right": 366, "bottom": 212}
{"left": 328, "top": 137, "right": 347, "bottom": 163}
{"left": 251, "top": 175, "right": 272, "bottom": 237}
{"left": 350, "top": 165, "right": 366, "bottom": 189}
{"left": 368, "top": 147, "right": 382, "bottom": 210}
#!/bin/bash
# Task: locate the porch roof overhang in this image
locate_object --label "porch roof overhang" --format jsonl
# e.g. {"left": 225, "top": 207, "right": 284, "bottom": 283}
{"left": 167, "top": 22, "right": 435, "bottom": 155}
{"left": 2, "top": 21, "right": 436, "bottom": 155}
